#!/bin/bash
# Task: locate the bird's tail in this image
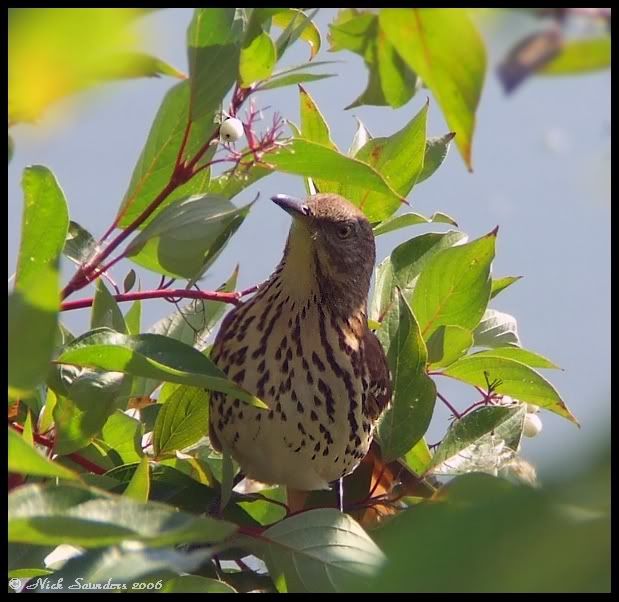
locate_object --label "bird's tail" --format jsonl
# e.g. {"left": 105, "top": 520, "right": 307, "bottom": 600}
{"left": 286, "top": 441, "right": 435, "bottom": 528}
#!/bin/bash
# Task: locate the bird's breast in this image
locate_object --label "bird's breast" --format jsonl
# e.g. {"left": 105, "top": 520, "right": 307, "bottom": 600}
{"left": 209, "top": 280, "right": 375, "bottom": 488}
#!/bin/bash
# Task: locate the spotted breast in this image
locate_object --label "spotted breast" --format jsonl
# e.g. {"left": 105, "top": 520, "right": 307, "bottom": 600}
{"left": 209, "top": 193, "right": 392, "bottom": 491}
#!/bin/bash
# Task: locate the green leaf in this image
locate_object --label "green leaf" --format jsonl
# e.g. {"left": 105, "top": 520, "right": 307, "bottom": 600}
{"left": 490, "top": 275, "right": 522, "bottom": 299}
{"left": 404, "top": 438, "right": 433, "bottom": 475}
{"left": 329, "top": 10, "right": 418, "bottom": 109}
{"left": 540, "top": 37, "right": 611, "bottom": 75}
{"left": 341, "top": 101, "right": 428, "bottom": 219}
{"left": 470, "top": 347, "right": 561, "bottom": 370}
{"left": 124, "top": 300, "right": 142, "bottom": 335}
{"left": 369, "top": 230, "right": 467, "bottom": 323}
{"left": 220, "top": 450, "right": 236, "bottom": 513}
{"left": 116, "top": 81, "right": 214, "bottom": 229}
{"left": 441, "top": 355, "right": 578, "bottom": 424}
{"left": 240, "top": 30, "right": 277, "bottom": 86}
{"left": 299, "top": 85, "right": 338, "bottom": 192}
{"left": 473, "top": 309, "right": 521, "bottom": 348}
{"left": 52, "top": 370, "right": 132, "bottom": 455}
{"left": 123, "top": 269, "right": 137, "bottom": 293}
{"left": 259, "top": 72, "right": 335, "bottom": 91}
{"left": 412, "top": 229, "right": 496, "bottom": 340}
{"left": 106, "top": 463, "right": 220, "bottom": 515}
{"left": 38, "top": 388, "right": 58, "bottom": 433}
{"left": 380, "top": 9, "right": 486, "bottom": 169}
{"left": 372, "top": 210, "right": 458, "bottom": 236}
{"left": 9, "top": 568, "right": 54, "bottom": 579}
{"left": 299, "top": 85, "right": 336, "bottom": 149}
{"left": 9, "top": 483, "right": 237, "bottom": 548}
{"left": 91, "top": 279, "right": 127, "bottom": 333}
{"left": 187, "top": 8, "right": 243, "bottom": 120}
{"left": 376, "top": 290, "right": 436, "bottom": 462}
{"left": 123, "top": 456, "right": 150, "bottom": 502}
{"left": 125, "top": 195, "right": 251, "bottom": 280}
{"left": 15, "top": 165, "right": 68, "bottom": 293}
{"left": 254, "top": 508, "right": 385, "bottom": 593}
{"left": 29, "top": 545, "right": 211, "bottom": 591}
{"left": 56, "top": 329, "right": 267, "bottom": 410}
{"left": 417, "top": 132, "right": 456, "bottom": 183}
{"left": 22, "top": 410, "right": 35, "bottom": 446}
{"left": 9, "top": 134, "right": 14, "bottom": 162}
{"left": 272, "top": 8, "right": 321, "bottom": 60}
{"left": 153, "top": 386, "right": 209, "bottom": 457}
{"left": 8, "top": 9, "right": 182, "bottom": 124}
{"left": 9, "top": 166, "right": 68, "bottom": 399}
{"left": 370, "top": 460, "right": 611, "bottom": 593}
{"left": 162, "top": 576, "right": 237, "bottom": 593}
{"left": 429, "top": 405, "right": 526, "bottom": 472}
{"left": 268, "top": 138, "right": 404, "bottom": 222}
{"left": 63, "top": 220, "right": 100, "bottom": 265}
{"left": 239, "top": 487, "right": 288, "bottom": 526}
{"left": 8, "top": 428, "right": 79, "bottom": 480}
{"left": 99, "top": 410, "right": 144, "bottom": 464}
{"left": 427, "top": 325, "right": 473, "bottom": 368}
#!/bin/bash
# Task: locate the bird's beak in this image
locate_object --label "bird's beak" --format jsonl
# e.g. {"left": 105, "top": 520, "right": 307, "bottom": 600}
{"left": 271, "top": 194, "right": 310, "bottom": 221}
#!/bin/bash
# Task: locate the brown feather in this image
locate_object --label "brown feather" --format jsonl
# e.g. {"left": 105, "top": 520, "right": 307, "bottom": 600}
{"left": 364, "top": 329, "right": 392, "bottom": 420}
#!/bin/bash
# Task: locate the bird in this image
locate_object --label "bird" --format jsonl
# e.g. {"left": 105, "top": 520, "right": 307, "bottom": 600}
{"left": 208, "top": 192, "right": 392, "bottom": 507}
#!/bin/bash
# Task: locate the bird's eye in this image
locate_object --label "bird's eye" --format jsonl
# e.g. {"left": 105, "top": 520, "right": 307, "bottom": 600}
{"left": 336, "top": 224, "right": 354, "bottom": 239}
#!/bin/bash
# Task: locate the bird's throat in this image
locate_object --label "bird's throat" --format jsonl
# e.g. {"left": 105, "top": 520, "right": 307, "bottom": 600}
{"left": 279, "top": 221, "right": 318, "bottom": 303}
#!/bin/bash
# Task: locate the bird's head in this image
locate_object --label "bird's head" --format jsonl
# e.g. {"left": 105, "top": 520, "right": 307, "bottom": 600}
{"left": 272, "top": 193, "right": 375, "bottom": 307}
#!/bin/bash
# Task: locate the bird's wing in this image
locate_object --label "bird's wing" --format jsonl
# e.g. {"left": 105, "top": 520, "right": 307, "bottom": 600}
{"left": 363, "top": 329, "right": 392, "bottom": 420}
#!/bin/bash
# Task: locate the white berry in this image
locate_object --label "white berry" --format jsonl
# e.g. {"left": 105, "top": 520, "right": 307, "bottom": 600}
{"left": 523, "top": 412, "right": 543, "bottom": 438}
{"left": 220, "top": 118, "right": 244, "bottom": 142}
{"left": 527, "top": 403, "right": 540, "bottom": 414}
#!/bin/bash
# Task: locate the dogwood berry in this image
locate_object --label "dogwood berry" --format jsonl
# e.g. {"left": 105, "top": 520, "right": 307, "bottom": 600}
{"left": 220, "top": 117, "right": 244, "bottom": 142}
{"left": 523, "top": 412, "right": 543, "bottom": 438}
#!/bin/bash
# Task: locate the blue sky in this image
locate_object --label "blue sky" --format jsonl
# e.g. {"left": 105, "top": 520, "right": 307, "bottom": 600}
{"left": 8, "top": 9, "right": 610, "bottom": 478}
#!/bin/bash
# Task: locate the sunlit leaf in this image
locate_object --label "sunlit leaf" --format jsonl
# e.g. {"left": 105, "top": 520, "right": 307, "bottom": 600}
{"left": 340, "top": 102, "right": 428, "bottom": 217}
{"left": 380, "top": 9, "right": 486, "bottom": 169}
{"left": 8, "top": 428, "right": 79, "bottom": 480}
{"left": 8, "top": 483, "right": 237, "bottom": 547}
{"left": 376, "top": 291, "right": 436, "bottom": 462}
{"left": 8, "top": 8, "right": 181, "bottom": 123}
{"left": 252, "top": 509, "right": 385, "bottom": 593}
{"left": 187, "top": 8, "right": 243, "bottom": 120}
{"left": 9, "top": 166, "right": 68, "bottom": 399}
{"left": 153, "top": 386, "right": 210, "bottom": 457}
{"left": 441, "top": 355, "right": 577, "bottom": 424}
{"left": 412, "top": 229, "right": 496, "bottom": 340}
{"left": 268, "top": 138, "right": 405, "bottom": 222}
{"left": 57, "top": 329, "right": 267, "bottom": 410}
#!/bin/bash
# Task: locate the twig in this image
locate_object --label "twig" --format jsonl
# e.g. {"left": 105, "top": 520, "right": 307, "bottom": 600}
{"left": 60, "top": 287, "right": 245, "bottom": 312}
{"left": 436, "top": 392, "right": 462, "bottom": 420}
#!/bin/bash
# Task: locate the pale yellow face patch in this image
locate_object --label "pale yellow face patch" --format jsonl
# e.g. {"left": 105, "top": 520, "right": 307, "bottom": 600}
{"left": 280, "top": 220, "right": 317, "bottom": 301}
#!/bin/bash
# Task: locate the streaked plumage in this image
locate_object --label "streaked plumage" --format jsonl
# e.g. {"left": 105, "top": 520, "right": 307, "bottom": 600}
{"left": 209, "top": 193, "right": 391, "bottom": 491}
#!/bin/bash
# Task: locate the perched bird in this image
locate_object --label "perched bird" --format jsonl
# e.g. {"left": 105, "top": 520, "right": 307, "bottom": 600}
{"left": 209, "top": 193, "right": 392, "bottom": 498}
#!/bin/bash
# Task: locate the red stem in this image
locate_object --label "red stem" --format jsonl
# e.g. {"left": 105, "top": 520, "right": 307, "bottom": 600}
{"left": 61, "top": 288, "right": 242, "bottom": 312}
{"left": 436, "top": 392, "right": 461, "bottom": 420}
{"left": 9, "top": 422, "right": 107, "bottom": 475}
{"left": 174, "top": 119, "right": 193, "bottom": 170}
